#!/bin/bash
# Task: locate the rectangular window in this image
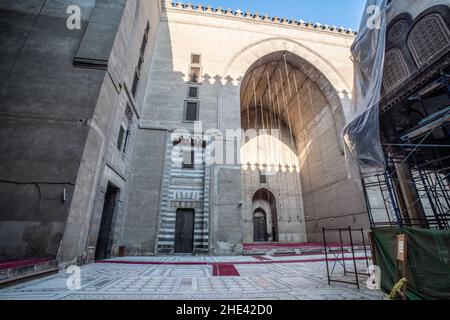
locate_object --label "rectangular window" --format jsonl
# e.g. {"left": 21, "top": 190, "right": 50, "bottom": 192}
{"left": 191, "top": 54, "right": 201, "bottom": 64}
{"left": 185, "top": 101, "right": 199, "bottom": 122}
{"left": 188, "top": 86, "right": 199, "bottom": 99}
{"left": 132, "top": 22, "right": 149, "bottom": 97}
{"left": 125, "top": 104, "right": 134, "bottom": 122}
{"left": 122, "top": 106, "right": 134, "bottom": 154}
{"left": 189, "top": 66, "right": 201, "bottom": 84}
{"left": 122, "top": 129, "right": 131, "bottom": 154}
{"left": 260, "top": 173, "right": 267, "bottom": 184}
{"left": 182, "top": 149, "right": 195, "bottom": 169}
{"left": 131, "top": 71, "right": 139, "bottom": 96}
{"left": 140, "top": 35, "right": 148, "bottom": 57}
{"left": 117, "top": 124, "right": 126, "bottom": 151}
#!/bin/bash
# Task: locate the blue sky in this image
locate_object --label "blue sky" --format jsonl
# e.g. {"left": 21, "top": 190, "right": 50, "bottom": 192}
{"left": 189, "top": 0, "right": 367, "bottom": 30}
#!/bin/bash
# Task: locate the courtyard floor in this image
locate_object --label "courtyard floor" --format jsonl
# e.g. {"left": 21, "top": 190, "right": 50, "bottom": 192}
{"left": 0, "top": 254, "right": 386, "bottom": 300}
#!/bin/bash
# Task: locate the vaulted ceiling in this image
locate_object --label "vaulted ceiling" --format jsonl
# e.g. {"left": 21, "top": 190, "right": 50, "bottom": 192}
{"left": 240, "top": 51, "right": 330, "bottom": 141}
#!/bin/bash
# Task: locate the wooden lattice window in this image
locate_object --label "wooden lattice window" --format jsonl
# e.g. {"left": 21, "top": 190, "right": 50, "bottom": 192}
{"left": 407, "top": 13, "right": 450, "bottom": 67}
{"left": 383, "top": 48, "right": 410, "bottom": 92}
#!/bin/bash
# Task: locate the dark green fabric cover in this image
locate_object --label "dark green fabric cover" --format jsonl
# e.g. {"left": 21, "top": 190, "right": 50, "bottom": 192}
{"left": 372, "top": 227, "right": 450, "bottom": 300}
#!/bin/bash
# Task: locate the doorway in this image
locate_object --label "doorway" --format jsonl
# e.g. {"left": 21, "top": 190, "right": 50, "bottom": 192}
{"left": 174, "top": 209, "right": 195, "bottom": 254}
{"left": 252, "top": 189, "right": 278, "bottom": 242}
{"left": 95, "top": 183, "right": 119, "bottom": 260}
{"left": 253, "top": 209, "right": 268, "bottom": 242}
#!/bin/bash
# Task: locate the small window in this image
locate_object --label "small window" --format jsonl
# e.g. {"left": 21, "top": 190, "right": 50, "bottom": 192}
{"left": 125, "top": 105, "right": 134, "bottom": 122}
{"left": 140, "top": 37, "right": 148, "bottom": 57}
{"left": 132, "top": 23, "right": 149, "bottom": 97}
{"left": 191, "top": 54, "right": 201, "bottom": 64}
{"left": 189, "top": 66, "right": 201, "bottom": 83}
{"left": 260, "top": 173, "right": 267, "bottom": 184}
{"left": 188, "top": 86, "right": 199, "bottom": 99}
{"left": 145, "top": 22, "right": 150, "bottom": 37}
{"left": 122, "top": 129, "right": 131, "bottom": 154}
{"left": 182, "top": 149, "right": 195, "bottom": 169}
{"left": 185, "top": 101, "right": 199, "bottom": 122}
{"left": 131, "top": 71, "right": 139, "bottom": 96}
{"left": 117, "top": 124, "right": 126, "bottom": 151}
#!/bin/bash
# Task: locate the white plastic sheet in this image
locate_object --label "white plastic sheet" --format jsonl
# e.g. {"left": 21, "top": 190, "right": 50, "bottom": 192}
{"left": 343, "top": 0, "right": 389, "bottom": 176}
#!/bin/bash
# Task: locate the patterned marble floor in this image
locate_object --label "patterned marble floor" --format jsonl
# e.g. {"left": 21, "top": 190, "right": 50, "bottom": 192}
{"left": 0, "top": 255, "right": 386, "bottom": 300}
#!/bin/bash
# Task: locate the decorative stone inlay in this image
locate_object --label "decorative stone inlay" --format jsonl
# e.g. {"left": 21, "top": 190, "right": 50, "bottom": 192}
{"left": 170, "top": 201, "right": 202, "bottom": 209}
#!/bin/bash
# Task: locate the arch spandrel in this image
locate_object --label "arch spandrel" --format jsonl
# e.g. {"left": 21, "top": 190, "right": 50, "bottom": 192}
{"left": 222, "top": 37, "right": 352, "bottom": 95}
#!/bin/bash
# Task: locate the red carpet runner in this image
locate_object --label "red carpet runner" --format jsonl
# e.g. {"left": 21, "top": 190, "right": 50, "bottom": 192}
{"left": 0, "top": 259, "right": 52, "bottom": 270}
{"left": 212, "top": 264, "right": 240, "bottom": 276}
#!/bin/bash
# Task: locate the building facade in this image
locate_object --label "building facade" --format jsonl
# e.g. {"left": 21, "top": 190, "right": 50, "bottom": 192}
{"left": 0, "top": 0, "right": 163, "bottom": 265}
{"left": 113, "top": 2, "right": 369, "bottom": 257}
{"left": 1, "top": 0, "right": 372, "bottom": 265}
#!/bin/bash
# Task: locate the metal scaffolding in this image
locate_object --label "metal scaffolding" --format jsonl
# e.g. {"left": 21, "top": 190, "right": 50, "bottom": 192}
{"left": 361, "top": 69, "right": 450, "bottom": 230}
{"left": 363, "top": 155, "right": 450, "bottom": 229}
{"left": 322, "top": 227, "right": 371, "bottom": 290}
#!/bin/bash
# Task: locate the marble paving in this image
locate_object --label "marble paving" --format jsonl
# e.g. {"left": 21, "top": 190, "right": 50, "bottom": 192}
{"left": 0, "top": 255, "right": 386, "bottom": 300}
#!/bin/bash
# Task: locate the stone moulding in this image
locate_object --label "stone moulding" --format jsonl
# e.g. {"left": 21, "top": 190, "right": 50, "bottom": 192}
{"left": 164, "top": 1, "right": 357, "bottom": 36}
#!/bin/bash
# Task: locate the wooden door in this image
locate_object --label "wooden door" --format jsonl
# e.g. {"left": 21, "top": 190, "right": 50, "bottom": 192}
{"left": 95, "top": 184, "right": 119, "bottom": 260}
{"left": 253, "top": 211, "right": 268, "bottom": 242}
{"left": 174, "top": 209, "right": 195, "bottom": 254}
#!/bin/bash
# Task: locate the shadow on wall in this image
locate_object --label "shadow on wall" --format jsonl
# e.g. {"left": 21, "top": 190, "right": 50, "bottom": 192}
{"left": 0, "top": 0, "right": 102, "bottom": 260}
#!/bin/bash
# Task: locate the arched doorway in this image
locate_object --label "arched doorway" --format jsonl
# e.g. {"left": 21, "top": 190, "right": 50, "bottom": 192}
{"left": 253, "top": 208, "right": 268, "bottom": 242}
{"left": 252, "top": 188, "right": 278, "bottom": 242}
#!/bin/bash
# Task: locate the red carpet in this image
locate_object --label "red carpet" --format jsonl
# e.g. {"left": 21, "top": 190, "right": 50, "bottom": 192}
{"left": 212, "top": 264, "right": 240, "bottom": 276}
{"left": 0, "top": 259, "right": 52, "bottom": 270}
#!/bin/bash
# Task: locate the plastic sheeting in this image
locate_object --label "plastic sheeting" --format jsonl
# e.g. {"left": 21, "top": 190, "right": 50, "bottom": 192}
{"left": 343, "top": 0, "right": 389, "bottom": 176}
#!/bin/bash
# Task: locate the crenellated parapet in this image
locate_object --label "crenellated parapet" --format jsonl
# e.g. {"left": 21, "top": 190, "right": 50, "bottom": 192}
{"left": 163, "top": 1, "right": 357, "bottom": 36}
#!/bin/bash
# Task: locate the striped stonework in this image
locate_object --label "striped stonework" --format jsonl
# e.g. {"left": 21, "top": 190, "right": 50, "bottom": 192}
{"left": 157, "top": 133, "right": 211, "bottom": 254}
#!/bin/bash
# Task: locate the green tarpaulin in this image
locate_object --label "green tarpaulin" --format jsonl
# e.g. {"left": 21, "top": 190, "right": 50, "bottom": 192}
{"left": 372, "top": 227, "right": 450, "bottom": 300}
